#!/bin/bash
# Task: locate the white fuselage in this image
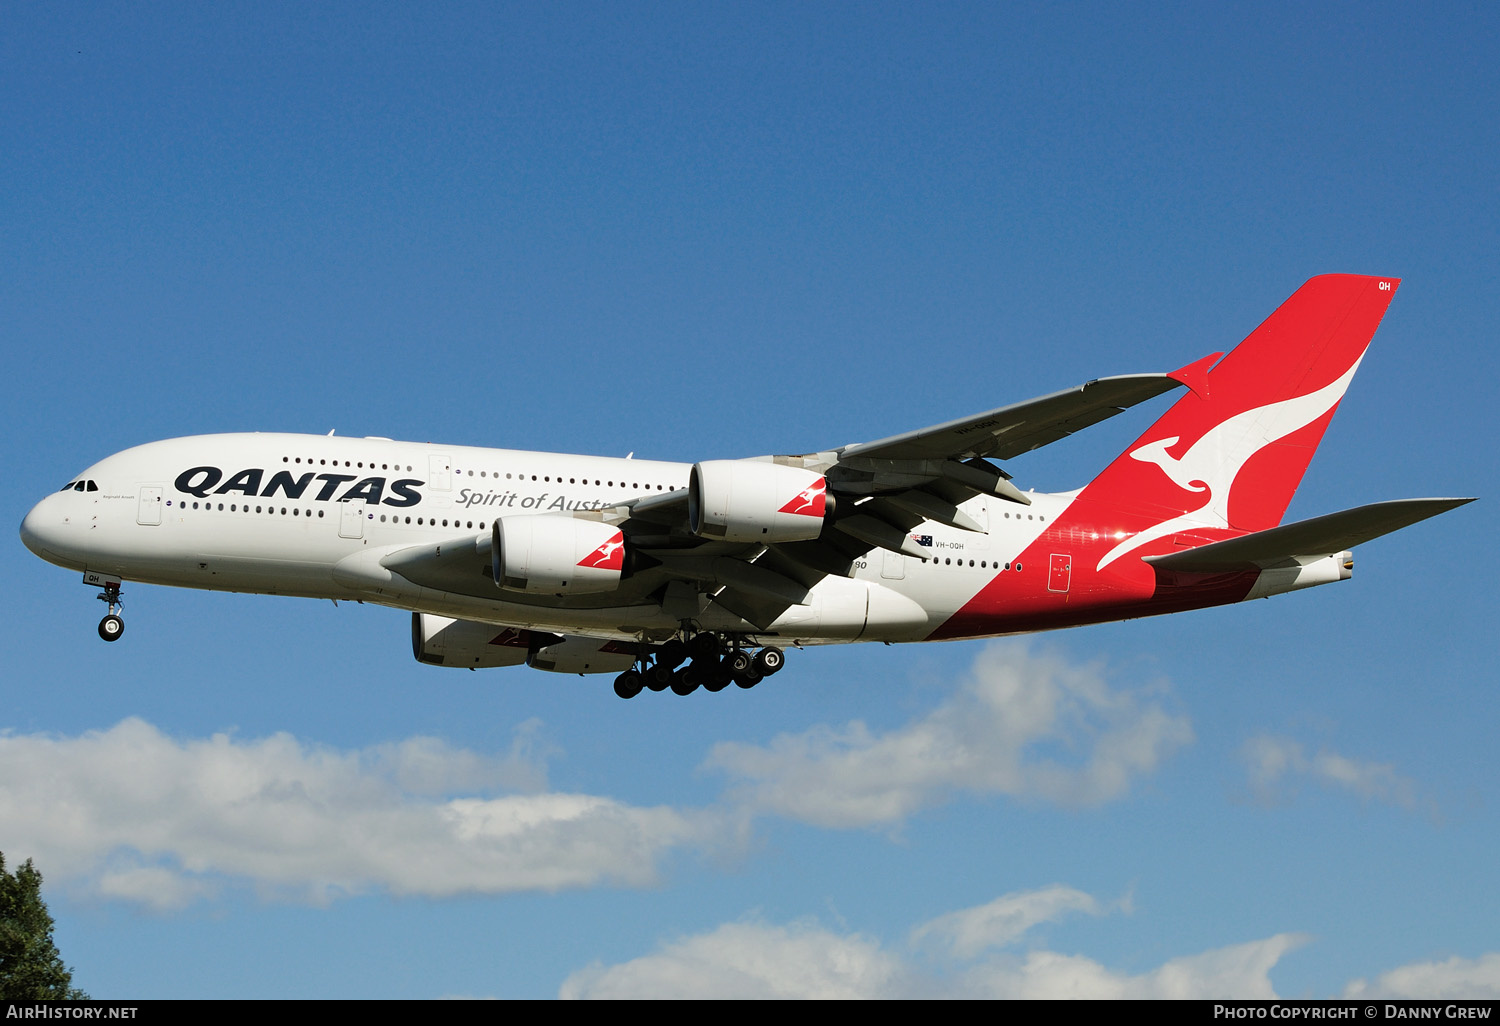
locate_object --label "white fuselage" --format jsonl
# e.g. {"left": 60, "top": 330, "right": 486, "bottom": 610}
{"left": 21, "top": 433, "right": 1068, "bottom": 646}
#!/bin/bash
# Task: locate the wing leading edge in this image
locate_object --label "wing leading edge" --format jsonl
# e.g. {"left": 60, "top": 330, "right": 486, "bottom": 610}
{"left": 836, "top": 354, "right": 1219, "bottom": 463}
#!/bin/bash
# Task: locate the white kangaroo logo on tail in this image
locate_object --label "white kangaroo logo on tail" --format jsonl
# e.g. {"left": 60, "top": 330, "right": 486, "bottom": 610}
{"left": 1096, "top": 355, "right": 1365, "bottom": 570}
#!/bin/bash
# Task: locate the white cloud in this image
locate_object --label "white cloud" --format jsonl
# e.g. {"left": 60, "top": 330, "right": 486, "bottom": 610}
{"left": 1344, "top": 953, "right": 1500, "bottom": 999}
{"left": 910, "top": 885, "right": 1116, "bottom": 958}
{"left": 0, "top": 717, "right": 717, "bottom": 908}
{"left": 92, "top": 864, "right": 219, "bottom": 910}
{"left": 560, "top": 887, "right": 1500, "bottom": 1000}
{"left": 560, "top": 920, "right": 910, "bottom": 999}
{"left": 376, "top": 717, "right": 552, "bottom": 795}
{"left": 963, "top": 935, "right": 1306, "bottom": 999}
{"left": 704, "top": 643, "right": 1192, "bottom": 827}
{"left": 1243, "top": 734, "right": 1421, "bottom": 811}
{"left": 559, "top": 886, "right": 1302, "bottom": 999}
{"left": 0, "top": 646, "right": 1192, "bottom": 909}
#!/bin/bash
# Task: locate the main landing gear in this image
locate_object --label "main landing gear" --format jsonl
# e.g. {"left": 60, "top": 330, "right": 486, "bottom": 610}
{"left": 612, "top": 633, "right": 785, "bottom": 699}
{"left": 95, "top": 579, "right": 124, "bottom": 642}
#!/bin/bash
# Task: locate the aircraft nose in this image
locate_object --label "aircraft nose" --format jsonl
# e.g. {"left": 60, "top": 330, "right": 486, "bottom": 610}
{"left": 20, "top": 493, "right": 76, "bottom": 564}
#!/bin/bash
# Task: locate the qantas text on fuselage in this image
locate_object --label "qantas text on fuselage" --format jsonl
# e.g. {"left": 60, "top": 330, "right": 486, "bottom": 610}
{"left": 21, "top": 276, "right": 1473, "bottom": 699}
{"left": 173, "top": 466, "right": 425, "bottom": 507}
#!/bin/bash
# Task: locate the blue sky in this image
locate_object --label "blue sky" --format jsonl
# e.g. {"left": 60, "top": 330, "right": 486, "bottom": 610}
{"left": 2, "top": 1, "right": 1496, "bottom": 999}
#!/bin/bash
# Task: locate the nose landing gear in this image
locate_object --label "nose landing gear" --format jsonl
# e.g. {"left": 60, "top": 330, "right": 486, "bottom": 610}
{"left": 94, "top": 578, "right": 124, "bottom": 642}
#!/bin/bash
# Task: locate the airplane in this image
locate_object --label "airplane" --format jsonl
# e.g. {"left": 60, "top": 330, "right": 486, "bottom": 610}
{"left": 20, "top": 274, "right": 1473, "bottom": 699}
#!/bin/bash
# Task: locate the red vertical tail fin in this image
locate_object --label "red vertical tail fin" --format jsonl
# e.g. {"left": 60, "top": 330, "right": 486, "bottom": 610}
{"left": 1087, "top": 274, "right": 1400, "bottom": 569}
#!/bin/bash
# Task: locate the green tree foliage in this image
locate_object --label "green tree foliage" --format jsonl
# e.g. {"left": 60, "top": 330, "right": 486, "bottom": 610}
{"left": 0, "top": 852, "right": 86, "bottom": 1000}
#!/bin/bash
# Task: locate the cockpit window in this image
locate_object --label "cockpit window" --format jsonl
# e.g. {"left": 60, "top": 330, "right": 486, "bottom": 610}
{"left": 73, "top": 482, "right": 86, "bottom": 491}
{"left": 86, "top": 481, "right": 98, "bottom": 491}
{"left": 60, "top": 481, "right": 76, "bottom": 491}
{"left": 61, "top": 480, "right": 98, "bottom": 492}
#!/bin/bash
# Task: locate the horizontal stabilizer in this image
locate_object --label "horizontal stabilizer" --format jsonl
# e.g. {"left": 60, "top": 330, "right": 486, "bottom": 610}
{"left": 1143, "top": 497, "right": 1475, "bottom": 572}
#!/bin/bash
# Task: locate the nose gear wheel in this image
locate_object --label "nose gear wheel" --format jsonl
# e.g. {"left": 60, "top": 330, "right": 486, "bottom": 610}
{"left": 95, "top": 581, "right": 125, "bottom": 642}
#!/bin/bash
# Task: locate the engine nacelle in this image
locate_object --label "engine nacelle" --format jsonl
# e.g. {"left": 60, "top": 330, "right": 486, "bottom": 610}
{"left": 492, "top": 515, "right": 626, "bottom": 595}
{"left": 527, "top": 635, "right": 638, "bottom": 675}
{"left": 411, "top": 613, "right": 532, "bottom": 669}
{"left": 688, "top": 460, "right": 828, "bottom": 543}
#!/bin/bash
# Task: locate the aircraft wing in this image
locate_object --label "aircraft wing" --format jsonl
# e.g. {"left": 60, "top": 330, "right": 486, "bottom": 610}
{"left": 1142, "top": 498, "right": 1475, "bottom": 572}
{"left": 622, "top": 361, "right": 1220, "bottom": 626}
{"left": 837, "top": 353, "right": 1219, "bottom": 463}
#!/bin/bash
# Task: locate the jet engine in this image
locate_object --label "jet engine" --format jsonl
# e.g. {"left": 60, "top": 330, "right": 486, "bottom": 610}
{"left": 413, "top": 615, "right": 634, "bottom": 675}
{"left": 492, "top": 515, "right": 626, "bottom": 595}
{"left": 688, "top": 460, "right": 829, "bottom": 543}
{"left": 527, "top": 635, "right": 638, "bottom": 674}
{"left": 411, "top": 614, "right": 532, "bottom": 668}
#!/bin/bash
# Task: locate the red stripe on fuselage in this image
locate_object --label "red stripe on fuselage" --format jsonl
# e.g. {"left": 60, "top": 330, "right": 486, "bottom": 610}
{"left": 927, "top": 508, "right": 1260, "bottom": 640}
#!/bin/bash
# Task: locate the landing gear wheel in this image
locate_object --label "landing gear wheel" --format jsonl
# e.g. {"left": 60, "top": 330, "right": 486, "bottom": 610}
{"left": 94, "top": 580, "right": 125, "bottom": 642}
{"left": 613, "top": 669, "right": 643, "bottom": 700}
{"left": 645, "top": 663, "right": 673, "bottom": 691}
{"left": 703, "top": 658, "right": 734, "bottom": 692}
{"left": 656, "top": 639, "right": 689, "bottom": 671}
{"left": 752, "top": 646, "right": 784, "bottom": 676}
{"left": 670, "top": 669, "right": 700, "bottom": 696}
{"left": 728, "top": 649, "right": 765, "bottom": 688}
{"left": 688, "top": 632, "right": 722, "bottom": 661}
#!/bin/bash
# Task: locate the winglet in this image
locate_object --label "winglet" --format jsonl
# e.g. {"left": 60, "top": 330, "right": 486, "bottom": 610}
{"left": 1167, "top": 352, "right": 1222, "bottom": 401}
